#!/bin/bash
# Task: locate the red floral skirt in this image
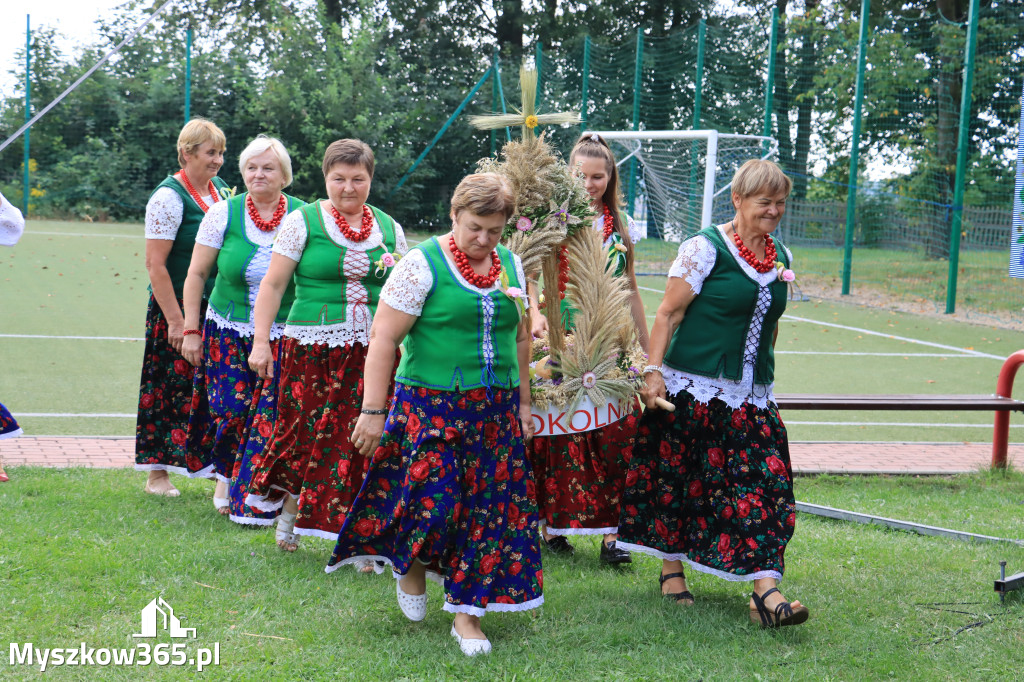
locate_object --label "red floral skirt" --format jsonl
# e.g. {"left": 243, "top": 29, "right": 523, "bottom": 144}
{"left": 246, "top": 337, "right": 398, "bottom": 540}
{"left": 135, "top": 295, "right": 201, "bottom": 473}
{"left": 528, "top": 397, "right": 641, "bottom": 535}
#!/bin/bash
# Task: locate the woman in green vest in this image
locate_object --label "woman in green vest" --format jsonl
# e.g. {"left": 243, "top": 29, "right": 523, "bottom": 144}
{"left": 527, "top": 133, "right": 650, "bottom": 564}
{"left": 617, "top": 159, "right": 809, "bottom": 628}
{"left": 245, "top": 139, "right": 407, "bottom": 554}
{"left": 327, "top": 173, "right": 543, "bottom": 657}
{"left": 136, "top": 118, "right": 228, "bottom": 497}
{"left": 178, "top": 135, "right": 304, "bottom": 524}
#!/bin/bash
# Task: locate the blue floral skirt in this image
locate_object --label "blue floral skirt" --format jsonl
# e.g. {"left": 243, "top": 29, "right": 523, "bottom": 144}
{"left": 327, "top": 384, "right": 544, "bottom": 617}
{"left": 0, "top": 402, "right": 22, "bottom": 440}
{"left": 185, "top": 320, "right": 279, "bottom": 525}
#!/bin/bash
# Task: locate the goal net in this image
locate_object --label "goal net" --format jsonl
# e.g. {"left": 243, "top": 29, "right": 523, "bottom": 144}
{"left": 589, "top": 130, "right": 778, "bottom": 242}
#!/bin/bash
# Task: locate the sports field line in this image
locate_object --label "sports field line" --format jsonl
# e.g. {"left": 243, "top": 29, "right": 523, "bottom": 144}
{"left": 19, "top": 413, "right": 135, "bottom": 418}
{"left": 0, "top": 334, "right": 143, "bottom": 341}
{"left": 637, "top": 283, "right": 1001, "bottom": 360}
{"left": 28, "top": 230, "right": 145, "bottom": 238}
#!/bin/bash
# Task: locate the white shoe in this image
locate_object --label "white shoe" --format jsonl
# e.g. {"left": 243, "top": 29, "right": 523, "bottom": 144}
{"left": 396, "top": 579, "right": 427, "bottom": 622}
{"left": 450, "top": 625, "right": 491, "bottom": 656}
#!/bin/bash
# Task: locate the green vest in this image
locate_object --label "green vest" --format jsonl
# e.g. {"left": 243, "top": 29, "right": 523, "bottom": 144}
{"left": 286, "top": 202, "right": 397, "bottom": 326}
{"left": 664, "top": 226, "right": 790, "bottom": 384}
{"left": 561, "top": 209, "right": 631, "bottom": 329}
{"left": 207, "top": 192, "right": 306, "bottom": 325}
{"left": 151, "top": 174, "right": 231, "bottom": 298}
{"left": 396, "top": 238, "right": 522, "bottom": 391}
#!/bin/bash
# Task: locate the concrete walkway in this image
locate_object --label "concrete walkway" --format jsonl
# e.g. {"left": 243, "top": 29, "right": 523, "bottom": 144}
{"left": 0, "top": 436, "right": 1020, "bottom": 475}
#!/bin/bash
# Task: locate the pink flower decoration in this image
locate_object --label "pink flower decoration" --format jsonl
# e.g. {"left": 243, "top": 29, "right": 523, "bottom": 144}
{"left": 582, "top": 371, "right": 597, "bottom": 389}
{"left": 505, "top": 286, "right": 524, "bottom": 299}
{"left": 781, "top": 269, "right": 795, "bottom": 282}
{"left": 380, "top": 253, "right": 396, "bottom": 267}
{"left": 516, "top": 216, "right": 533, "bottom": 232}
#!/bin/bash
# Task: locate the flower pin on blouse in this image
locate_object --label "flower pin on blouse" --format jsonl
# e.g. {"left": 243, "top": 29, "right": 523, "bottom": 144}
{"left": 374, "top": 251, "right": 401, "bottom": 278}
{"left": 775, "top": 261, "right": 796, "bottom": 282}
{"left": 501, "top": 281, "right": 528, "bottom": 319}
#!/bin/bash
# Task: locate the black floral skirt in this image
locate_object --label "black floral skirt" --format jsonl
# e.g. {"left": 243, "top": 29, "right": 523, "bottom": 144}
{"left": 617, "top": 390, "right": 796, "bottom": 582}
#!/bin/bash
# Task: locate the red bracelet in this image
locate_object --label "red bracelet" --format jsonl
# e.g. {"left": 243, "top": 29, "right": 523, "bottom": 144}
{"left": 183, "top": 329, "right": 202, "bottom": 337}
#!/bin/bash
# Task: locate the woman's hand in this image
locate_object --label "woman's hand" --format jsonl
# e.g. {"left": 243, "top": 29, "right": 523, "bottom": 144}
{"left": 351, "top": 413, "right": 386, "bottom": 459}
{"left": 530, "top": 309, "right": 548, "bottom": 339}
{"left": 519, "top": 402, "right": 535, "bottom": 445}
{"left": 641, "top": 371, "right": 667, "bottom": 409}
{"left": 167, "top": 319, "right": 185, "bottom": 354}
{"left": 248, "top": 340, "right": 275, "bottom": 380}
{"left": 181, "top": 333, "right": 203, "bottom": 367}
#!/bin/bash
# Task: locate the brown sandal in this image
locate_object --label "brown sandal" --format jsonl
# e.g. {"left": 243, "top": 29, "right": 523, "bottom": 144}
{"left": 750, "top": 587, "right": 809, "bottom": 628}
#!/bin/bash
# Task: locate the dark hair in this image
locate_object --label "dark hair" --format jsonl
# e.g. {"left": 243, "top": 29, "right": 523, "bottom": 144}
{"left": 322, "top": 139, "right": 375, "bottom": 178}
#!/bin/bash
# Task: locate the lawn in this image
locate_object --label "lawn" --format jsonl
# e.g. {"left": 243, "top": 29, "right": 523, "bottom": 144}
{"left": 0, "top": 469, "right": 1022, "bottom": 680}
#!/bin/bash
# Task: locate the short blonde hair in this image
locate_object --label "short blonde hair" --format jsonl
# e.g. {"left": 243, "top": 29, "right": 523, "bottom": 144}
{"left": 322, "top": 139, "right": 374, "bottom": 178}
{"left": 731, "top": 159, "right": 792, "bottom": 199}
{"left": 450, "top": 173, "right": 515, "bottom": 220}
{"left": 177, "top": 118, "right": 226, "bottom": 168}
{"left": 238, "top": 135, "right": 293, "bottom": 188}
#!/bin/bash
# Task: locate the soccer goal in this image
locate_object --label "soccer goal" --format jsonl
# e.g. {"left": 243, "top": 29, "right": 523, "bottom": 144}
{"left": 588, "top": 130, "right": 778, "bottom": 242}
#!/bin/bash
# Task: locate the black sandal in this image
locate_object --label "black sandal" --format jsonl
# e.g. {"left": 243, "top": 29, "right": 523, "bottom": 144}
{"left": 659, "top": 572, "right": 695, "bottom": 604}
{"left": 750, "top": 587, "right": 809, "bottom": 628}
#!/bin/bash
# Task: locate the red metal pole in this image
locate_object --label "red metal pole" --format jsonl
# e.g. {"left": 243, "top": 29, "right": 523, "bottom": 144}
{"left": 992, "top": 350, "right": 1024, "bottom": 468}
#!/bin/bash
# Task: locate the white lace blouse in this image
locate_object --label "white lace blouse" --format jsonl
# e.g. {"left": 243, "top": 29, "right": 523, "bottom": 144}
{"left": 271, "top": 202, "right": 409, "bottom": 347}
{"left": 380, "top": 245, "right": 528, "bottom": 316}
{"left": 194, "top": 199, "right": 291, "bottom": 340}
{"left": 663, "top": 224, "right": 793, "bottom": 410}
{"left": 144, "top": 185, "right": 218, "bottom": 241}
{"left": 592, "top": 212, "right": 644, "bottom": 248}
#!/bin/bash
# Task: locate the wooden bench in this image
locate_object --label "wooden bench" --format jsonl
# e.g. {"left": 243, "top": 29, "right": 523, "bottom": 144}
{"left": 775, "top": 350, "right": 1024, "bottom": 469}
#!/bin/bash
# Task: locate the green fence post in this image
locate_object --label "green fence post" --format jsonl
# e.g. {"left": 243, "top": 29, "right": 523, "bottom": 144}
{"left": 841, "top": 0, "right": 870, "bottom": 296}
{"left": 627, "top": 27, "right": 643, "bottom": 215}
{"left": 580, "top": 35, "right": 591, "bottom": 130}
{"left": 762, "top": 8, "right": 778, "bottom": 149}
{"left": 692, "top": 19, "right": 706, "bottom": 129}
{"left": 535, "top": 42, "right": 543, "bottom": 107}
{"left": 22, "top": 14, "right": 31, "bottom": 217}
{"left": 184, "top": 25, "right": 192, "bottom": 123}
{"left": 491, "top": 52, "right": 498, "bottom": 156}
{"left": 946, "top": 0, "right": 980, "bottom": 314}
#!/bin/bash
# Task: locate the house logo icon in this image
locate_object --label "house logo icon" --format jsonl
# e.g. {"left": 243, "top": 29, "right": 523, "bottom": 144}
{"left": 132, "top": 597, "right": 196, "bottom": 639}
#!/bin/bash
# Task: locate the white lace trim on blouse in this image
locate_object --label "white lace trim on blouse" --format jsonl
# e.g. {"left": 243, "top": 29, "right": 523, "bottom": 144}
{"left": 271, "top": 202, "right": 408, "bottom": 262}
{"left": 206, "top": 308, "right": 286, "bottom": 341}
{"left": 379, "top": 247, "right": 529, "bottom": 317}
{"left": 663, "top": 225, "right": 792, "bottom": 410}
{"left": 145, "top": 185, "right": 216, "bottom": 240}
{"left": 593, "top": 212, "right": 643, "bottom": 248}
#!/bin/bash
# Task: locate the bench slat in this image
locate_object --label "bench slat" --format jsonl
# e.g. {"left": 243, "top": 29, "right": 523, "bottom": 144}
{"left": 776, "top": 394, "right": 1023, "bottom": 411}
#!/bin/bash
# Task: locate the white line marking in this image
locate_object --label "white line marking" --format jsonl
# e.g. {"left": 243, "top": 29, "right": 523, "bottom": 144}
{"left": 636, "top": 281, "right": 1003, "bottom": 360}
{"left": 786, "top": 420, "right": 1021, "bottom": 429}
{"left": 28, "top": 231, "right": 144, "bottom": 238}
{"left": 18, "top": 413, "right": 135, "bottom": 418}
{"left": 0, "top": 334, "right": 142, "bottom": 341}
{"left": 776, "top": 351, "right": 981, "bottom": 357}
{"left": 782, "top": 315, "right": 1003, "bottom": 360}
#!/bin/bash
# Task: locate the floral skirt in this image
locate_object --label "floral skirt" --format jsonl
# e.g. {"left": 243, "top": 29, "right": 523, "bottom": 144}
{"left": 185, "top": 321, "right": 279, "bottom": 525}
{"left": 529, "top": 398, "right": 641, "bottom": 535}
{"left": 0, "top": 402, "right": 22, "bottom": 440}
{"left": 327, "top": 385, "right": 544, "bottom": 617}
{"left": 246, "top": 338, "right": 396, "bottom": 540}
{"left": 616, "top": 391, "right": 796, "bottom": 582}
{"left": 135, "top": 295, "right": 201, "bottom": 474}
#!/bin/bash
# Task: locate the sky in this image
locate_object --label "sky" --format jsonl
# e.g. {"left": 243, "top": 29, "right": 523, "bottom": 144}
{"left": 0, "top": 0, "right": 127, "bottom": 97}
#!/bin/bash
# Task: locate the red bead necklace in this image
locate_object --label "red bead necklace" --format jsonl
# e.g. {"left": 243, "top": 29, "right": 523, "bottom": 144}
{"left": 448, "top": 234, "right": 502, "bottom": 288}
{"left": 330, "top": 203, "right": 374, "bottom": 242}
{"left": 601, "top": 203, "right": 615, "bottom": 242}
{"left": 176, "top": 171, "right": 219, "bottom": 213}
{"left": 246, "top": 194, "right": 287, "bottom": 232}
{"left": 557, "top": 246, "right": 570, "bottom": 299}
{"left": 731, "top": 223, "right": 777, "bottom": 273}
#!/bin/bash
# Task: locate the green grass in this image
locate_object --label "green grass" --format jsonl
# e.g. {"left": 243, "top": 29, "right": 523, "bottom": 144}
{"left": 3, "top": 220, "right": 1024, "bottom": 441}
{"left": 1, "top": 469, "right": 1022, "bottom": 680}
